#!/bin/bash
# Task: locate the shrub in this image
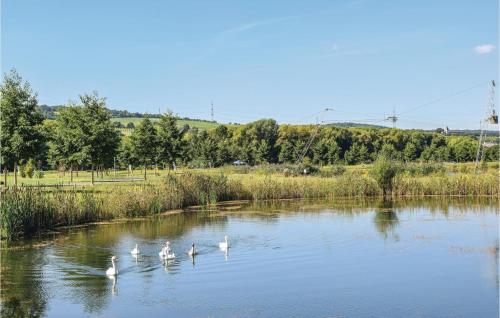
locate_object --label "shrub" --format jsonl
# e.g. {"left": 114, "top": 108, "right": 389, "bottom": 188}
{"left": 25, "top": 159, "right": 35, "bottom": 178}
{"left": 19, "top": 164, "right": 26, "bottom": 178}
{"left": 404, "top": 162, "right": 445, "bottom": 176}
{"left": 370, "top": 156, "right": 403, "bottom": 195}
{"left": 35, "top": 170, "right": 44, "bottom": 179}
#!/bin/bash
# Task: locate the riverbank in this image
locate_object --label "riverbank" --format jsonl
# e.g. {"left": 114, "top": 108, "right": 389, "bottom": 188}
{"left": 1, "top": 170, "right": 498, "bottom": 240}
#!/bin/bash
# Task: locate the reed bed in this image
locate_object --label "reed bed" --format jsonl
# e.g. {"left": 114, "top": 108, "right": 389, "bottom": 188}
{"left": 1, "top": 170, "right": 498, "bottom": 240}
{"left": 393, "top": 173, "right": 499, "bottom": 196}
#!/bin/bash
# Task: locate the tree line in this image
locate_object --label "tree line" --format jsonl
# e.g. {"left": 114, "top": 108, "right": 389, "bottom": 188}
{"left": 1, "top": 70, "right": 497, "bottom": 185}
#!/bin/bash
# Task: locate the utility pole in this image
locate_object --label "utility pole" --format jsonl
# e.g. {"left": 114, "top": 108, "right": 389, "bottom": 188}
{"left": 211, "top": 101, "right": 214, "bottom": 122}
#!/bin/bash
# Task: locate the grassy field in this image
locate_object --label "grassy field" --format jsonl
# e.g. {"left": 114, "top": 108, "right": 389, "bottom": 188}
{"left": 111, "top": 117, "right": 219, "bottom": 130}
{"left": 4, "top": 162, "right": 498, "bottom": 187}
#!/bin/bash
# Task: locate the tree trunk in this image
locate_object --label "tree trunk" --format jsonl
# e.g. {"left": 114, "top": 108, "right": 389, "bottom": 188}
{"left": 76, "top": 168, "right": 79, "bottom": 177}
{"left": 144, "top": 164, "right": 147, "bottom": 180}
{"left": 70, "top": 166, "right": 73, "bottom": 183}
{"left": 13, "top": 163, "right": 17, "bottom": 187}
{"left": 91, "top": 164, "right": 95, "bottom": 185}
{"left": 3, "top": 169, "right": 7, "bottom": 187}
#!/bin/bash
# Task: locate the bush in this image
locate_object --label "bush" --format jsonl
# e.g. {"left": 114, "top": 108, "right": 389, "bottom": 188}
{"left": 370, "top": 156, "right": 403, "bottom": 195}
{"left": 19, "top": 164, "right": 26, "bottom": 178}
{"left": 404, "top": 162, "right": 445, "bottom": 176}
{"left": 34, "top": 170, "right": 44, "bottom": 179}
{"left": 25, "top": 159, "right": 35, "bottom": 178}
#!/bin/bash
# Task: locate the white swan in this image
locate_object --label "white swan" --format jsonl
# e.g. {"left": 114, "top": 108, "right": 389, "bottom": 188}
{"left": 219, "top": 235, "right": 229, "bottom": 250}
{"left": 131, "top": 244, "right": 139, "bottom": 255}
{"left": 159, "top": 241, "right": 175, "bottom": 260}
{"left": 188, "top": 243, "right": 197, "bottom": 256}
{"left": 106, "top": 256, "right": 118, "bottom": 276}
{"left": 159, "top": 241, "right": 170, "bottom": 257}
{"left": 165, "top": 250, "right": 176, "bottom": 260}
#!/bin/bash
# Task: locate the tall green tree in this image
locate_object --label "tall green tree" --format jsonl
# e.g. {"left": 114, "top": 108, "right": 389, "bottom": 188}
{"left": 0, "top": 70, "right": 45, "bottom": 186}
{"left": 131, "top": 118, "right": 158, "bottom": 179}
{"left": 48, "top": 104, "right": 90, "bottom": 182}
{"left": 117, "top": 136, "right": 137, "bottom": 172}
{"left": 80, "top": 92, "right": 120, "bottom": 184}
{"left": 447, "top": 136, "right": 477, "bottom": 162}
{"left": 157, "top": 112, "right": 184, "bottom": 169}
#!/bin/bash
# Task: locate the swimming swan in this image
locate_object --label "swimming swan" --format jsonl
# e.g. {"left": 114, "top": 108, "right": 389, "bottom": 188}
{"left": 159, "top": 241, "right": 170, "bottom": 257}
{"left": 131, "top": 244, "right": 139, "bottom": 255}
{"left": 219, "top": 235, "right": 229, "bottom": 250}
{"left": 159, "top": 241, "right": 175, "bottom": 260}
{"left": 106, "top": 256, "right": 118, "bottom": 276}
{"left": 188, "top": 243, "right": 197, "bottom": 256}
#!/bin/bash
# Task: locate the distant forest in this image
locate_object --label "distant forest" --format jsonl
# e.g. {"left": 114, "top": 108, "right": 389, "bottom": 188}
{"left": 38, "top": 104, "right": 497, "bottom": 136}
{"left": 37, "top": 104, "right": 216, "bottom": 124}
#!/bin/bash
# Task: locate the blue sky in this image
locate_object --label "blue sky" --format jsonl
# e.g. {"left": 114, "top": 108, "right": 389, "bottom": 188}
{"left": 2, "top": 0, "right": 498, "bottom": 129}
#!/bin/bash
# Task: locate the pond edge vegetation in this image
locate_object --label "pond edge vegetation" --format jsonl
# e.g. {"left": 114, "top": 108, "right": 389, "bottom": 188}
{"left": 1, "top": 158, "right": 499, "bottom": 241}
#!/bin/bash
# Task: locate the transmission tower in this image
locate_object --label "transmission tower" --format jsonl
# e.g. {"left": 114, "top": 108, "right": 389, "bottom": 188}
{"left": 386, "top": 109, "right": 398, "bottom": 128}
{"left": 210, "top": 101, "right": 214, "bottom": 122}
{"left": 475, "top": 80, "right": 497, "bottom": 173}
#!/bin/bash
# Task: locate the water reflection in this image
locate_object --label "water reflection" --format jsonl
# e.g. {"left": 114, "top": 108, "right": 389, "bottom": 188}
{"left": 0, "top": 248, "right": 48, "bottom": 318}
{"left": 373, "top": 199, "right": 400, "bottom": 240}
{"left": 1, "top": 197, "right": 497, "bottom": 318}
{"left": 108, "top": 276, "right": 117, "bottom": 296}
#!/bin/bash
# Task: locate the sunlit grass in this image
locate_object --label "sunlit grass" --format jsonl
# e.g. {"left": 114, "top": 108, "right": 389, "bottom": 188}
{"left": 2, "top": 163, "right": 498, "bottom": 240}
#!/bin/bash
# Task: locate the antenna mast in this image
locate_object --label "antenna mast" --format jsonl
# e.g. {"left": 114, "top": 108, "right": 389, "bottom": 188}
{"left": 211, "top": 101, "right": 214, "bottom": 122}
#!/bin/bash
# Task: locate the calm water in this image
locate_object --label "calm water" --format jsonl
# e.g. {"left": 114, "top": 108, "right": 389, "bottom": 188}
{"left": 1, "top": 198, "right": 498, "bottom": 318}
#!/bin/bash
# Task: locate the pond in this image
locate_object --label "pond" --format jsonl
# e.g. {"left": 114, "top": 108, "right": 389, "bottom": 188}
{"left": 1, "top": 198, "right": 498, "bottom": 318}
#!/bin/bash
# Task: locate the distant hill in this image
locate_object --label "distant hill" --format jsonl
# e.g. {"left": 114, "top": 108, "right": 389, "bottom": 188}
{"left": 325, "top": 122, "right": 387, "bottom": 129}
{"left": 111, "top": 117, "right": 219, "bottom": 131}
{"left": 38, "top": 104, "right": 219, "bottom": 130}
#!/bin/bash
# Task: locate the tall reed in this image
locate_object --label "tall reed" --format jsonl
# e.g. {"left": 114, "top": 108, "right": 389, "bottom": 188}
{"left": 1, "top": 170, "right": 498, "bottom": 240}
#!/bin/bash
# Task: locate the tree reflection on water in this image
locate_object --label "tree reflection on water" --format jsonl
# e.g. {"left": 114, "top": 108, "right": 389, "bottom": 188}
{"left": 373, "top": 199, "right": 400, "bottom": 240}
{"left": 0, "top": 196, "right": 496, "bottom": 317}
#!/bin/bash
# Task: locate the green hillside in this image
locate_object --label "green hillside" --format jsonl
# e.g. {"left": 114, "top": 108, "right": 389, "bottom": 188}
{"left": 111, "top": 117, "right": 219, "bottom": 130}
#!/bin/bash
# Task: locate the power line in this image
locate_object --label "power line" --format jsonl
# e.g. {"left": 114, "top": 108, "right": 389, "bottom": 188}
{"left": 397, "top": 81, "right": 489, "bottom": 118}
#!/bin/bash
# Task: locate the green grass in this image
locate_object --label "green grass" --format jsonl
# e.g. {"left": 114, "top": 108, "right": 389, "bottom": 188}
{"left": 2, "top": 163, "right": 498, "bottom": 240}
{"left": 111, "top": 117, "right": 219, "bottom": 130}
